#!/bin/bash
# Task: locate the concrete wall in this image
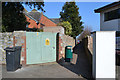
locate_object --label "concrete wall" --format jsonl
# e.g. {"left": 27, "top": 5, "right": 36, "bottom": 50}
{"left": 0, "top": 33, "right": 14, "bottom": 64}
{"left": 43, "top": 26, "right": 64, "bottom": 34}
{"left": 100, "top": 6, "right": 119, "bottom": 31}
{"left": 93, "top": 31, "right": 115, "bottom": 78}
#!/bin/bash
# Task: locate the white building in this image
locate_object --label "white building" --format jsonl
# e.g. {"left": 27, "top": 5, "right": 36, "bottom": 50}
{"left": 94, "top": 2, "right": 120, "bottom": 31}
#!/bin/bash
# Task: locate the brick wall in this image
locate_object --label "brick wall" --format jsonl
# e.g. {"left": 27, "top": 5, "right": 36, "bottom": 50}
{"left": 57, "top": 35, "right": 63, "bottom": 60}
{"left": 26, "top": 16, "right": 41, "bottom": 28}
{"left": 40, "top": 15, "right": 57, "bottom": 27}
{"left": 13, "top": 31, "right": 26, "bottom": 65}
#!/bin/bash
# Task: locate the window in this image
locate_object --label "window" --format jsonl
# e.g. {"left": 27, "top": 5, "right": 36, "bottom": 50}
{"left": 118, "top": 8, "right": 120, "bottom": 18}
{"left": 104, "top": 8, "right": 120, "bottom": 21}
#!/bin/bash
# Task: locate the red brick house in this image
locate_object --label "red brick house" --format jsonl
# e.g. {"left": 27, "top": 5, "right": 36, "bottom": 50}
{"left": 24, "top": 9, "right": 57, "bottom": 30}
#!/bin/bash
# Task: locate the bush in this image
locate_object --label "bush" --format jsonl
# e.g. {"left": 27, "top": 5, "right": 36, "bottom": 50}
{"left": 58, "top": 21, "right": 72, "bottom": 36}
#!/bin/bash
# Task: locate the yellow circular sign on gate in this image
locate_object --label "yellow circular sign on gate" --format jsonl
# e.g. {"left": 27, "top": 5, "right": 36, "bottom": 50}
{"left": 37, "top": 32, "right": 38, "bottom": 36}
{"left": 45, "top": 38, "right": 50, "bottom": 45}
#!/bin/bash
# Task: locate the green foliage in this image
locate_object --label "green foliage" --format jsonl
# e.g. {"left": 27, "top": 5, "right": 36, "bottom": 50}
{"left": 2, "top": 2, "right": 27, "bottom": 32}
{"left": 23, "top": 2, "right": 45, "bottom": 12}
{"left": 60, "top": 2, "right": 84, "bottom": 38}
{"left": 2, "top": 2, "right": 44, "bottom": 32}
{"left": 58, "top": 21, "right": 72, "bottom": 36}
{"left": 2, "top": 25, "right": 7, "bottom": 32}
{"left": 77, "top": 26, "right": 92, "bottom": 41}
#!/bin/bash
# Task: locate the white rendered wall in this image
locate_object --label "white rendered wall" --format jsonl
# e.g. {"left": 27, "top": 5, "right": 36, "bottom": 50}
{"left": 100, "top": 6, "right": 119, "bottom": 31}
{"left": 93, "top": 31, "right": 116, "bottom": 78}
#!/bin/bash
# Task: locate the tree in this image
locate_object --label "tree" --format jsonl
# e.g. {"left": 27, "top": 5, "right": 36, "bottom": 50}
{"left": 60, "top": 2, "right": 84, "bottom": 38}
{"left": 77, "top": 26, "right": 92, "bottom": 41}
{"left": 58, "top": 21, "right": 72, "bottom": 36}
{"left": 23, "top": 2, "right": 45, "bottom": 12}
{"left": 2, "top": 2, "right": 44, "bottom": 32}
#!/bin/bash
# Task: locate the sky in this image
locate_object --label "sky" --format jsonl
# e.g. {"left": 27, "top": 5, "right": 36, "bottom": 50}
{"left": 23, "top": 2, "right": 111, "bottom": 31}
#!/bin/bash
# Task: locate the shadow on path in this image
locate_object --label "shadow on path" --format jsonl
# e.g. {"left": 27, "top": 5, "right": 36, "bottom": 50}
{"left": 58, "top": 42, "right": 93, "bottom": 79}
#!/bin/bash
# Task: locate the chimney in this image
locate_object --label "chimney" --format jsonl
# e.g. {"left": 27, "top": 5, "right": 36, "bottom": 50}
{"left": 31, "top": 9, "right": 37, "bottom": 12}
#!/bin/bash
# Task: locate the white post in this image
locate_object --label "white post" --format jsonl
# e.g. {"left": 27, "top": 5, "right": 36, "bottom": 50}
{"left": 93, "top": 31, "right": 116, "bottom": 79}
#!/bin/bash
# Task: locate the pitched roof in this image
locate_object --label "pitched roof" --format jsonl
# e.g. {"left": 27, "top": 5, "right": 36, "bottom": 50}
{"left": 94, "top": 1, "right": 120, "bottom": 13}
{"left": 26, "top": 10, "right": 41, "bottom": 22}
{"left": 24, "top": 9, "right": 57, "bottom": 25}
{"left": 50, "top": 18, "right": 61, "bottom": 24}
{"left": 43, "top": 15, "right": 57, "bottom": 24}
{"left": 31, "top": 9, "right": 38, "bottom": 12}
{"left": 23, "top": 8, "right": 28, "bottom": 13}
{"left": 24, "top": 12, "right": 38, "bottom": 23}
